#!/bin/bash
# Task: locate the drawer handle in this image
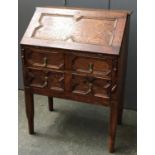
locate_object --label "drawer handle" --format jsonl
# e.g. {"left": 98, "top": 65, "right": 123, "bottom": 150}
{"left": 58, "top": 77, "right": 64, "bottom": 82}
{"left": 80, "top": 83, "right": 93, "bottom": 95}
{"left": 32, "top": 57, "right": 47, "bottom": 67}
{"left": 104, "top": 83, "right": 111, "bottom": 89}
{"left": 72, "top": 83, "right": 92, "bottom": 95}
{"left": 111, "top": 84, "right": 117, "bottom": 93}
{"left": 88, "top": 63, "right": 94, "bottom": 73}
{"left": 47, "top": 63, "right": 64, "bottom": 70}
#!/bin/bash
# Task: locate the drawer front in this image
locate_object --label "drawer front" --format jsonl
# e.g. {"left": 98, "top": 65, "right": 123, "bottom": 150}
{"left": 25, "top": 48, "right": 64, "bottom": 70}
{"left": 71, "top": 56, "right": 112, "bottom": 77}
{"left": 25, "top": 68, "right": 64, "bottom": 91}
{"left": 48, "top": 71, "right": 64, "bottom": 91}
{"left": 71, "top": 74, "right": 111, "bottom": 99}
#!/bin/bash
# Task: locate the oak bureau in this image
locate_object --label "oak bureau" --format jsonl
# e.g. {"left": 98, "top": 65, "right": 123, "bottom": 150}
{"left": 20, "top": 7, "right": 130, "bottom": 153}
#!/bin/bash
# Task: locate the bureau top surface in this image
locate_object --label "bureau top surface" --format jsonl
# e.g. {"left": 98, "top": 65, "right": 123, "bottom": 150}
{"left": 21, "top": 7, "right": 129, "bottom": 55}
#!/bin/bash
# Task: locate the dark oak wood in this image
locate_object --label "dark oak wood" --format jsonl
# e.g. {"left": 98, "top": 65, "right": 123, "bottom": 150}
{"left": 20, "top": 7, "right": 130, "bottom": 153}
{"left": 24, "top": 87, "right": 34, "bottom": 134}
{"left": 117, "top": 15, "right": 130, "bottom": 125}
{"left": 21, "top": 7, "right": 129, "bottom": 55}
{"left": 109, "top": 101, "right": 119, "bottom": 153}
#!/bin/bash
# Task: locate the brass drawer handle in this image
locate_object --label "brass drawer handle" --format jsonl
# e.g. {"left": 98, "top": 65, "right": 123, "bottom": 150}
{"left": 58, "top": 77, "right": 64, "bottom": 82}
{"left": 88, "top": 63, "right": 94, "bottom": 73}
{"left": 111, "top": 84, "right": 117, "bottom": 93}
{"left": 41, "top": 81, "right": 48, "bottom": 88}
{"left": 104, "top": 83, "right": 111, "bottom": 89}
{"left": 47, "top": 63, "right": 64, "bottom": 70}
{"left": 72, "top": 83, "right": 92, "bottom": 95}
{"left": 76, "top": 63, "right": 94, "bottom": 73}
{"left": 32, "top": 57, "right": 48, "bottom": 67}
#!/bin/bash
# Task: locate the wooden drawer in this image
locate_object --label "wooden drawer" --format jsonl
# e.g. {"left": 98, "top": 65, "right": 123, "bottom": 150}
{"left": 71, "top": 55, "right": 112, "bottom": 78}
{"left": 25, "top": 68, "right": 64, "bottom": 91}
{"left": 71, "top": 73, "right": 112, "bottom": 99}
{"left": 24, "top": 47, "right": 64, "bottom": 70}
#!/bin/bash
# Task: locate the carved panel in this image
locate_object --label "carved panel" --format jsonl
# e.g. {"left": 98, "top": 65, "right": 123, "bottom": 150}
{"left": 71, "top": 74, "right": 111, "bottom": 99}
{"left": 32, "top": 13, "right": 117, "bottom": 46}
{"left": 48, "top": 71, "right": 64, "bottom": 91}
{"left": 71, "top": 56, "right": 112, "bottom": 77}
{"left": 26, "top": 69, "right": 64, "bottom": 91}
{"left": 26, "top": 69, "right": 47, "bottom": 88}
{"left": 25, "top": 48, "right": 64, "bottom": 70}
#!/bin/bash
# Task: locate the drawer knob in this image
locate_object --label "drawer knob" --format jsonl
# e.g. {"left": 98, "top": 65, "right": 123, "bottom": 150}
{"left": 88, "top": 63, "right": 94, "bottom": 73}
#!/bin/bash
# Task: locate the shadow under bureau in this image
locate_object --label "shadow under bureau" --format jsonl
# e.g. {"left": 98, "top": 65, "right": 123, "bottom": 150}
{"left": 20, "top": 7, "right": 130, "bottom": 153}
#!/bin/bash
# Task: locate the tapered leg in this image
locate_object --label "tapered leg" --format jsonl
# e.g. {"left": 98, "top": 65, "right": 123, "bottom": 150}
{"left": 117, "top": 93, "right": 125, "bottom": 125}
{"left": 24, "top": 87, "right": 34, "bottom": 134}
{"left": 48, "top": 97, "right": 53, "bottom": 111}
{"left": 117, "top": 103, "right": 123, "bottom": 125}
{"left": 108, "top": 102, "right": 118, "bottom": 153}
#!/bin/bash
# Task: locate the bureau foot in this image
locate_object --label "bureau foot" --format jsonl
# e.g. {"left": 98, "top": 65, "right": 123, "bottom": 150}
{"left": 24, "top": 87, "right": 35, "bottom": 134}
{"left": 48, "top": 97, "right": 54, "bottom": 111}
{"left": 108, "top": 102, "right": 118, "bottom": 153}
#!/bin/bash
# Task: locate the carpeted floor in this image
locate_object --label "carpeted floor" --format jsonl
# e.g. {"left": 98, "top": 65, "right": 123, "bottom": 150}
{"left": 18, "top": 90, "right": 137, "bottom": 155}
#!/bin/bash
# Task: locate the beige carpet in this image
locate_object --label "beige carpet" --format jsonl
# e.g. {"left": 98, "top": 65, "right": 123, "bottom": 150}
{"left": 19, "top": 90, "right": 137, "bottom": 155}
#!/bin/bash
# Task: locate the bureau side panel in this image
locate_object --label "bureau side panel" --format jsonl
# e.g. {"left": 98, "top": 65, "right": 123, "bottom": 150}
{"left": 111, "top": 15, "right": 130, "bottom": 106}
